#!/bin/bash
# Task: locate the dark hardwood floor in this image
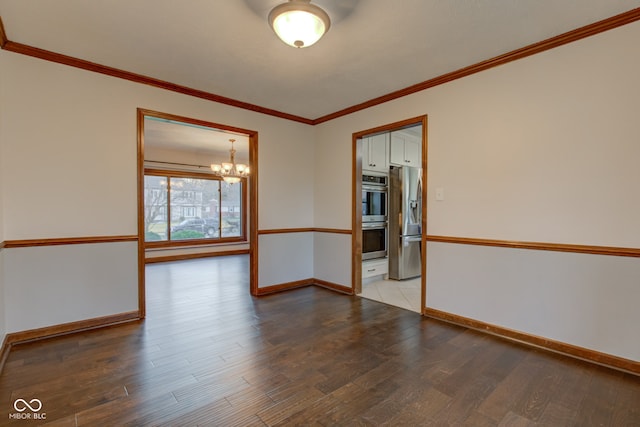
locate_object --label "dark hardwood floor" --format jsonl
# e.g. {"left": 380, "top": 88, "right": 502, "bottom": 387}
{"left": 1, "top": 255, "right": 639, "bottom": 426}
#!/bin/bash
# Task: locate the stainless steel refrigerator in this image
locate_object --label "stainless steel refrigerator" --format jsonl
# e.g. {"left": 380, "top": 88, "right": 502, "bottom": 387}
{"left": 388, "top": 166, "right": 422, "bottom": 280}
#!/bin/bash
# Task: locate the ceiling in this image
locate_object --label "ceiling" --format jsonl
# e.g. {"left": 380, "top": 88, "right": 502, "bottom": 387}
{"left": 143, "top": 117, "right": 250, "bottom": 161}
{"left": 1, "top": 1, "right": 639, "bottom": 122}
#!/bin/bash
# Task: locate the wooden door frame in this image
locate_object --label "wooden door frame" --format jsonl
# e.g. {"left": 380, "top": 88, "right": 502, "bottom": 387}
{"left": 136, "top": 108, "right": 259, "bottom": 318}
{"left": 352, "top": 115, "right": 428, "bottom": 314}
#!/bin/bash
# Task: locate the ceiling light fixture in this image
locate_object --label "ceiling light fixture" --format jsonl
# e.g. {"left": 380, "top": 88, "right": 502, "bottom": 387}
{"left": 268, "top": 0, "right": 331, "bottom": 48}
{"left": 210, "top": 139, "right": 250, "bottom": 184}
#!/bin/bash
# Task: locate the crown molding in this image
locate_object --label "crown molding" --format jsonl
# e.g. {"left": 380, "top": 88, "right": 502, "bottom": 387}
{"left": 1, "top": 8, "right": 639, "bottom": 125}
{"left": 312, "top": 7, "right": 640, "bottom": 124}
{"left": 0, "top": 16, "right": 312, "bottom": 125}
{"left": 0, "top": 16, "right": 7, "bottom": 48}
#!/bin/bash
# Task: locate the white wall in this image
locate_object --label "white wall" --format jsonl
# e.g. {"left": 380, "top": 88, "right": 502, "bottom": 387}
{"left": 0, "top": 249, "right": 5, "bottom": 341}
{"left": 427, "top": 242, "right": 640, "bottom": 361}
{"left": 424, "top": 24, "right": 640, "bottom": 246}
{"left": 314, "top": 21, "right": 640, "bottom": 360}
{"left": 0, "top": 55, "right": 316, "bottom": 241}
{"left": 4, "top": 243, "right": 139, "bottom": 332}
{"left": 313, "top": 232, "right": 351, "bottom": 286}
{"left": 0, "top": 47, "right": 316, "bottom": 330}
{"left": 255, "top": 119, "right": 315, "bottom": 288}
{"left": 258, "top": 233, "right": 314, "bottom": 287}
{"left": 0, "top": 52, "right": 7, "bottom": 342}
{"left": 0, "top": 244, "right": 5, "bottom": 341}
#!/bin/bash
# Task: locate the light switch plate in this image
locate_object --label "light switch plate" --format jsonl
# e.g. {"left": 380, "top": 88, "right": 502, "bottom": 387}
{"left": 435, "top": 187, "right": 445, "bottom": 201}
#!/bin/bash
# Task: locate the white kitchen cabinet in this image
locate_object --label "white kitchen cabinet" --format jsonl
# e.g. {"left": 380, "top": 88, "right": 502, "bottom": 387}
{"left": 362, "top": 258, "right": 388, "bottom": 279}
{"left": 362, "top": 133, "right": 389, "bottom": 172}
{"left": 390, "top": 130, "right": 421, "bottom": 167}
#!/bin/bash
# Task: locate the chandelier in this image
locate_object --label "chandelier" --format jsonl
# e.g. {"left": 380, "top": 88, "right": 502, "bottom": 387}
{"left": 210, "top": 139, "right": 249, "bottom": 184}
{"left": 268, "top": 0, "right": 331, "bottom": 48}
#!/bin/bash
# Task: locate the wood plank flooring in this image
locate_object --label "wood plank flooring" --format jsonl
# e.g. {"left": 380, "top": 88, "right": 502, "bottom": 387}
{"left": 1, "top": 255, "right": 639, "bottom": 425}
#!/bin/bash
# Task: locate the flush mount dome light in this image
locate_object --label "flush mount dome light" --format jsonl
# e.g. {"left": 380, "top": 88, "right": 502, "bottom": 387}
{"left": 268, "top": 0, "right": 331, "bottom": 48}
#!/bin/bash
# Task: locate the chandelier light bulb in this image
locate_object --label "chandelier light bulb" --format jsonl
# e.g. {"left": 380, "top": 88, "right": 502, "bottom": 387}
{"left": 224, "top": 176, "right": 241, "bottom": 184}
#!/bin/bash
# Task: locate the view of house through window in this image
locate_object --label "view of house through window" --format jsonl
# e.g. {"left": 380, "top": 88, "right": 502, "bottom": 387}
{"left": 144, "top": 173, "right": 243, "bottom": 242}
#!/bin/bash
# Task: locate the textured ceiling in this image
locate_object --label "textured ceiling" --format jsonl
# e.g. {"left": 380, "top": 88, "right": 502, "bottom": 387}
{"left": 1, "top": 0, "right": 640, "bottom": 121}
{"left": 143, "top": 117, "right": 250, "bottom": 161}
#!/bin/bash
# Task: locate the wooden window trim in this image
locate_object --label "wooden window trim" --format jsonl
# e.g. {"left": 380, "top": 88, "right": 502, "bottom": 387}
{"left": 143, "top": 168, "right": 248, "bottom": 248}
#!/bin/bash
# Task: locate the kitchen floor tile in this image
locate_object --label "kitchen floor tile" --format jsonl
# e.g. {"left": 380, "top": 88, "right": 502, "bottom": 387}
{"left": 359, "top": 277, "right": 421, "bottom": 313}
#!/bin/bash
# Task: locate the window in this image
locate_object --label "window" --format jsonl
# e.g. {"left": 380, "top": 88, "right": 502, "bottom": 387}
{"left": 144, "top": 169, "right": 245, "bottom": 244}
{"left": 182, "top": 206, "right": 197, "bottom": 218}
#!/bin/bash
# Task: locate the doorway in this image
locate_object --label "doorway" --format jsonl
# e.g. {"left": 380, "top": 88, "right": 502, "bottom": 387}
{"left": 352, "top": 116, "right": 427, "bottom": 314}
{"left": 136, "top": 109, "right": 259, "bottom": 318}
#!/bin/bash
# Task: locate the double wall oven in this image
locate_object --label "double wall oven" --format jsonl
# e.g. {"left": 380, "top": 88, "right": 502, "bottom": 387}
{"left": 362, "top": 174, "right": 388, "bottom": 260}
